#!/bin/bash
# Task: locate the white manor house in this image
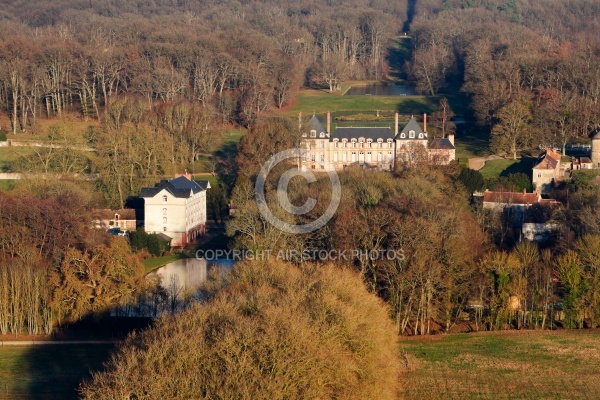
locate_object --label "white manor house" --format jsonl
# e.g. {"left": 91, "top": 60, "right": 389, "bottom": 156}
{"left": 140, "top": 173, "right": 210, "bottom": 247}
{"left": 300, "top": 112, "right": 455, "bottom": 171}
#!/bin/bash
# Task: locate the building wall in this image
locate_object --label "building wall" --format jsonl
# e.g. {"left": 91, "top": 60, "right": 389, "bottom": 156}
{"left": 533, "top": 168, "right": 558, "bottom": 194}
{"left": 301, "top": 137, "right": 440, "bottom": 171}
{"left": 144, "top": 189, "right": 207, "bottom": 246}
{"left": 593, "top": 138, "right": 600, "bottom": 168}
{"left": 428, "top": 148, "right": 456, "bottom": 165}
{"left": 301, "top": 137, "right": 396, "bottom": 171}
{"left": 145, "top": 189, "right": 186, "bottom": 245}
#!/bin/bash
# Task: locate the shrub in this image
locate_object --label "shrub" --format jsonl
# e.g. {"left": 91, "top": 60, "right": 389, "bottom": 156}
{"left": 458, "top": 166, "right": 484, "bottom": 194}
{"left": 81, "top": 261, "right": 400, "bottom": 399}
{"left": 130, "top": 229, "right": 169, "bottom": 256}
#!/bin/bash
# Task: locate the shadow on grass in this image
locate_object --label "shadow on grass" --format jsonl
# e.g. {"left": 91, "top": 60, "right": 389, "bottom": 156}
{"left": 456, "top": 122, "right": 492, "bottom": 158}
{"left": 499, "top": 157, "right": 535, "bottom": 178}
{"left": 19, "top": 315, "right": 153, "bottom": 399}
{"left": 395, "top": 98, "right": 437, "bottom": 114}
{"left": 386, "top": 37, "right": 412, "bottom": 80}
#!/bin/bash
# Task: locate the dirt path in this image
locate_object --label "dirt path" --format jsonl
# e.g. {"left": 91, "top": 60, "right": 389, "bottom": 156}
{"left": 468, "top": 154, "right": 503, "bottom": 170}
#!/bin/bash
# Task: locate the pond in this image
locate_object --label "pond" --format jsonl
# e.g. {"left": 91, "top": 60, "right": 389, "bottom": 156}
{"left": 344, "top": 83, "right": 415, "bottom": 96}
{"left": 113, "top": 257, "right": 234, "bottom": 318}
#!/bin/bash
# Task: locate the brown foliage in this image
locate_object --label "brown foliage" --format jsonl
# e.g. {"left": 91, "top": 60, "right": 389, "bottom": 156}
{"left": 81, "top": 260, "right": 400, "bottom": 399}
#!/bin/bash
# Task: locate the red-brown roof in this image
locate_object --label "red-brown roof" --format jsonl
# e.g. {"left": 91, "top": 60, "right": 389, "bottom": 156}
{"left": 483, "top": 190, "right": 541, "bottom": 205}
{"left": 533, "top": 150, "right": 560, "bottom": 170}
{"left": 92, "top": 208, "right": 137, "bottom": 220}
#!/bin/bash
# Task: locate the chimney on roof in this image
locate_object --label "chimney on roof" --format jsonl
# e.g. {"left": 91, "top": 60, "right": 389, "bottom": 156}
{"left": 423, "top": 113, "right": 427, "bottom": 132}
{"left": 523, "top": 188, "right": 527, "bottom": 195}
{"left": 448, "top": 133, "right": 454, "bottom": 146}
{"left": 395, "top": 113, "right": 399, "bottom": 136}
{"left": 327, "top": 112, "right": 331, "bottom": 134}
{"left": 175, "top": 171, "right": 192, "bottom": 180}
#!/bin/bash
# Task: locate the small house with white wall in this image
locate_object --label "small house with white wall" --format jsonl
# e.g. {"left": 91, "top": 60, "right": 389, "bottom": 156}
{"left": 140, "top": 173, "right": 210, "bottom": 247}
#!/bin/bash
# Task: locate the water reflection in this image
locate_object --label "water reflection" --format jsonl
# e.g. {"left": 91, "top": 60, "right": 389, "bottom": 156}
{"left": 113, "top": 258, "right": 234, "bottom": 318}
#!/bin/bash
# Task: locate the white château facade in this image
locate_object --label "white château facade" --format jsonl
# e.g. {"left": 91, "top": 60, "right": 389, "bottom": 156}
{"left": 140, "top": 173, "right": 210, "bottom": 247}
{"left": 300, "top": 113, "right": 455, "bottom": 171}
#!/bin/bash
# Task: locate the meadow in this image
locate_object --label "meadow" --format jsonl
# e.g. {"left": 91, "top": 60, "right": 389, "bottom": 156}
{"left": 281, "top": 87, "right": 439, "bottom": 117}
{"left": 399, "top": 330, "right": 600, "bottom": 400}
{"left": 0, "top": 343, "right": 115, "bottom": 400}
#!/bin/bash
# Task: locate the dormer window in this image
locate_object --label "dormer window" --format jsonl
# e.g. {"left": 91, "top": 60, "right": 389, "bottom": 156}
{"left": 310, "top": 130, "right": 316, "bottom": 138}
{"left": 333, "top": 139, "right": 339, "bottom": 148}
{"left": 387, "top": 140, "right": 393, "bottom": 148}
{"left": 418, "top": 133, "right": 424, "bottom": 138}
{"left": 409, "top": 130, "right": 415, "bottom": 138}
{"left": 400, "top": 133, "right": 406, "bottom": 138}
{"left": 319, "top": 131, "right": 325, "bottom": 138}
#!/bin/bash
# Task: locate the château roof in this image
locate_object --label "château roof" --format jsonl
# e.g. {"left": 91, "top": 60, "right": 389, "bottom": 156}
{"left": 429, "top": 138, "right": 455, "bottom": 150}
{"left": 140, "top": 176, "right": 210, "bottom": 199}
{"left": 399, "top": 116, "right": 426, "bottom": 139}
{"left": 331, "top": 127, "right": 395, "bottom": 141}
{"left": 309, "top": 114, "right": 327, "bottom": 135}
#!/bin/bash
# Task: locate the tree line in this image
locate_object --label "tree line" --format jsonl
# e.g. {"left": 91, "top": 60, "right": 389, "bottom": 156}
{"left": 408, "top": 0, "right": 600, "bottom": 156}
{"left": 0, "top": 181, "right": 145, "bottom": 335}
{"left": 0, "top": 0, "right": 406, "bottom": 131}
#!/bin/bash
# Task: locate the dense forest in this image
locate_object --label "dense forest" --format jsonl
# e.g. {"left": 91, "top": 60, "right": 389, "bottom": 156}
{"left": 409, "top": 0, "right": 600, "bottom": 155}
{"left": 0, "top": 0, "right": 406, "bottom": 130}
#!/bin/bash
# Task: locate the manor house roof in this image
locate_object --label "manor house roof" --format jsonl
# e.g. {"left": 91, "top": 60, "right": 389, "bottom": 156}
{"left": 140, "top": 175, "right": 210, "bottom": 199}
{"left": 429, "top": 138, "right": 455, "bottom": 150}
{"left": 331, "top": 127, "right": 395, "bottom": 141}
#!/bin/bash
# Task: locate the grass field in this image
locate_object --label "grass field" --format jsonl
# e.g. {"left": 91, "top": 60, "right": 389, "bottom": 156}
{"left": 454, "top": 133, "right": 491, "bottom": 166}
{"left": 282, "top": 88, "right": 439, "bottom": 117}
{"left": 0, "top": 343, "right": 115, "bottom": 400}
{"left": 479, "top": 158, "right": 534, "bottom": 179}
{"left": 2, "top": 330, "right": 599, "bottom": 399}
{"left": 0, "top": 180, "right": 17, "bottom": 190}
{"left": 0, "top": 147, "right": 35, "bottom": 172}
{"left": 399, "top": 330, "right": 600, "bottom": 399}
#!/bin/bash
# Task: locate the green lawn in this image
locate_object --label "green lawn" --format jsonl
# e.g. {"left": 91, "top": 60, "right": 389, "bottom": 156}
{"left": 283, "top": 89, "right": 439, "bottom": 116}
{"left": 400, "top": 330, "right": 600, "bottom": 399}
{"left": 0, "top": 343, "right": 115, "bottom": 400}
{"left": 142, "top": 253, "right": 186, "bottom": 273}
{"left": 479, "top": 157, "right": 536, "bottom": 179}
{"left": 0, "top": 180, "right": 17, "bottom": 190}
{"left": 479, "top": 159, "right": 521, "bottom": 178}
{"left": 0, "top": 147, "right": 35, "bottom": 172}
